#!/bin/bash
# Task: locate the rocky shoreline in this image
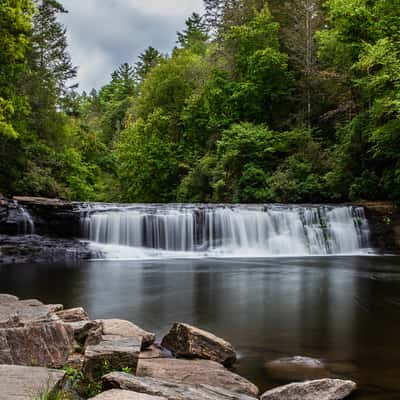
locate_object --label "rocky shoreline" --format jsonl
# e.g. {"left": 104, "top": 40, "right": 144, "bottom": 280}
{"left": 0, "top": 293, "right": 357, "bottom": 399}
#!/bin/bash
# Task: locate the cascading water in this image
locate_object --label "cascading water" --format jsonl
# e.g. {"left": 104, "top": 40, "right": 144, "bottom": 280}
{"left": 80, "top": 204, "right": 371, "bottom": 259}
{"left": 19, "top": 206, "right": 35, "bottom": 234}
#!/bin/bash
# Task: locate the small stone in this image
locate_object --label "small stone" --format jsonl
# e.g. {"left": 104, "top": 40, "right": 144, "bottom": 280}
{"left": 56, "top": 307, "right": 89, "bottom": 322}
{"left": 161, "top": 323, "right": 236, "bottom": 366}
{"left": 139, "top": 345, "right": 170, "bottom": 360}
{"left": 260, "top": 378, "right": 357, "bottom": 400}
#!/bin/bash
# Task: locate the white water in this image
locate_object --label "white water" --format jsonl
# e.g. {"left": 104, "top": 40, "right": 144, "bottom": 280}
{"left": 18, "top": 206, "right": 35, "bottom": 234}
{"left": 81, "top": 204, "right": 371, "bottom": 259}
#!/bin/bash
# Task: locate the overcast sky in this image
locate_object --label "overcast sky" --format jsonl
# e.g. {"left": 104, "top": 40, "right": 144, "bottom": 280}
{"left": 60, "top": 0, "right": 204, "bottom": 92}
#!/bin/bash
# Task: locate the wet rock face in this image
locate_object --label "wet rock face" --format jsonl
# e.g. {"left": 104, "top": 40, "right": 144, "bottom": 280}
{"left": 0, "top": 365, "right": 66, "bottom": 400}
{"left": 136, "top": 358, "right": 259, "bottom": 397}
{"left": 103, "top": 372, "right": 258, "bottom": 400}
{"left": 161, "top": 322, "right": 237, "bottom": 366}
{"left": 260, "top": 378, "right": 357, "bottom": 400}
{"left": 0, "top": 234, "right": 94, "bottom": 264}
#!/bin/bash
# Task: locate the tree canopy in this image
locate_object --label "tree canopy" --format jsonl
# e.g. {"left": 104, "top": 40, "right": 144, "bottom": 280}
{"left": 1, "top": 0, "right": 399, "bottom": 203}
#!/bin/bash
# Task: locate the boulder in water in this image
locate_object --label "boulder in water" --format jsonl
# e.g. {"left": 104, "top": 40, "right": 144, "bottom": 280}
{"left": 260, "top": 378, "right": 357, "bottom": 400}
{"left": 265, "top": 356, "right": 331, "bottom": 381}
{"left": 161, "top": 322, "right": 236, "bottom": 366}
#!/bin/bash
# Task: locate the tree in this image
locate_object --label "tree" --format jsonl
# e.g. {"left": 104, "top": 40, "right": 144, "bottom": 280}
{"left": 177, "top": 13, "right": 209, "bottom": 52}
{"left": 134, "top": 47, "right": 163, "bottom": 84}
{"left": 0, "top": 0, "right": 34, "bottom": 139}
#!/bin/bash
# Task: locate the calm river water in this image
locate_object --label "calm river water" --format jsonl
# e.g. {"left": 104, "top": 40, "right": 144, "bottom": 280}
{"left": 1, "top": 256, "right": 399, "bottom": 399}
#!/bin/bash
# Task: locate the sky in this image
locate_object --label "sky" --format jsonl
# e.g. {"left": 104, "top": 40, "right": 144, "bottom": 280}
{"left": 60, "top": 0, "right": 204, "bottom": 93}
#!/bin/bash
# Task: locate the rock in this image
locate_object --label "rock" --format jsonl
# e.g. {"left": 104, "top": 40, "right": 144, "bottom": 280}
{"left": 91, "top": 389, "right": 166, "bottom": 400}
{"left": 265, "top": 356, "right": 331, "bottom": 381}
{"left": 84, "top": 336, "right": 141, "bottom": 379}
{"left": 56, "top": 307, "right": 89, "bottom": 322}
{"left": 0, "top": 297, "right": 62, "bottom": 326}
{"left": 103, "top": 372, "right": 259, "bottom": 400}
{"left": 0, "top": 234, "right": 94, "bottom": 264}
{"left": 0, "top": 364, "right": 66, "bottom": 399}
{"left": 64, "top": 320, "right": 101, "bottom": 349}
{"left": 260, "top": 379, "right": 357, "bottom": 400}
{"left": 161, "top": 323, "right": 236, "bottom": 367}
{"left": 66, "top": 353, "right": 85, "bottom": 370}
{"left": 0, "top": 294, "right": 19, "bottom": 304}
{"left": 85, "top": 323, "right": 104, "bottom": 347}
{"left": 136, "top": 358, "right": 259, "bottom": 397}
{"left": 100, "top": 319, "right": 155, "bottom": 350}
{"left": 139, "top": 345, "right": 171, "bottom": 360}
{"left": 0, "top": 322, "right": 74, "bottom": 368}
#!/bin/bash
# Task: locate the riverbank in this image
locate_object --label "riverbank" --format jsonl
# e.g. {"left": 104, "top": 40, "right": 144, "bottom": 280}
{"left": 0, "top": 293, "right": 357, "bottom": 399}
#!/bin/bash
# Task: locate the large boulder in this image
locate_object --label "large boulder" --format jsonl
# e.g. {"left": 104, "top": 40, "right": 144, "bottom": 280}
{"left": 161, "top": 323, "right": 236, "bottom": 366}
{"left": 91, "top": 389, "right": 166, "bottom": 400}
{"left": 100, "top": 319, "right": 155, "bottom": 350}
{"left": 0, "top": 364, "right": 66, "bottom": 400}
{"left": 0, "top": 297, "right": 63, "bottom": 326}
{"left": 0, "top": 322, "right": 74, "bottom": 368}
{"left": 265, "top": 356, "right": 331, "bottom": 381}
{"left": 103, "top": 372, "right": 258, "bottom": 400}
{"left": 84, "top": 336, "right": 142, "bottom": 379}
{"left": 260, "top": 379, "right": 357, "bottom": 400}
{"left": 136, "top": 358, "right": 259, "bottom": 397}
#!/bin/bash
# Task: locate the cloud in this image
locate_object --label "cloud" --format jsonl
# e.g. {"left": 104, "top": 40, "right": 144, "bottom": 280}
{"left": 60, "top": 0, "right": 204, "bottom": 92}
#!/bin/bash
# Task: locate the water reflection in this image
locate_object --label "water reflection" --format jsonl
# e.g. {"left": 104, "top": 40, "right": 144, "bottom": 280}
{"left": 0, "top": 256, "right": 400, "bottom": 398}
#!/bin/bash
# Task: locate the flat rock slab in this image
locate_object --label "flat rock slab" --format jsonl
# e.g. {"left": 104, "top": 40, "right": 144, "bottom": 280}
{"left": 0, "top": 322, "right": 74, "bottom": 368}
{"left": 104, "top": 372, "right": 258, "bottom": 400}
{"left": 91, "top": 389, "right": 166, "bottom": 400}
{"left": 260, "top": 379, "right": 357, "bottom": 400}
{"left": 0, "top": 364, "right": 66, "bottom": 400}
{"left": 84, "top": 336, "right": 141, "bottom": 378}
{"left": 0, "top": 297, "right": 63, "bottom": 326}
{"left": 137, "top": 358, "right": 259, "bottom": 397}
{"left": 100, "top": 319, "right": 155, "bottom": 350}
{"left": 161, "top": 323, "right": 236, "bottom": 366}
{"left": 265, "top": 356, "right": 331, "bottom": 381}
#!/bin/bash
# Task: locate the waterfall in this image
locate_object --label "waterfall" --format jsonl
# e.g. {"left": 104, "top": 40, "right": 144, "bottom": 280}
{"left": 18, "top": 206, "right": 35, "bottom": 234}
{"left": 81, "top": 204, "right": 371, "bottom": 258}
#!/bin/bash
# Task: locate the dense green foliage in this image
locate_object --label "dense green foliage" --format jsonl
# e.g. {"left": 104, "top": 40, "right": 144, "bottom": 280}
{"left": 1, "top": 0, "right": 399, "bottom": 203}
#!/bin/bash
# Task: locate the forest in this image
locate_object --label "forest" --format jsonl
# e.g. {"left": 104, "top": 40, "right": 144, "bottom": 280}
{"left": 1, "top": 0, "right": 399, "bottom": 203}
